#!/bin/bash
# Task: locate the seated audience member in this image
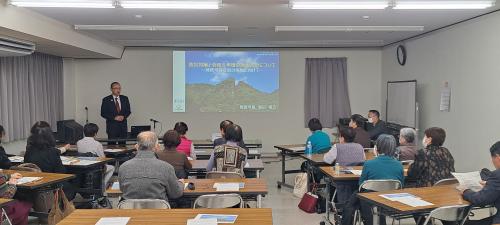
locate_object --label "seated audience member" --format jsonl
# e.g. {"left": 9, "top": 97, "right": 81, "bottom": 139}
{"left": 76, "top": 123, "right": 115, "bottom": 187}
{"left": 408, "top": 127, "right": 455, "bottom": 187}
{"left": 349, "top": 114, "right": 371, "bottom": 148}
{"left": 0, "top": 125, "right": 12, "bottom": 169}
{"left": 1, "top": 171, "right": 32, "bottom": 225}
{"left": 459, "top": 141, "right": 500, "bottom": 225}
{"left": 24, "top": 122, "right": 76, "bottom": 200}
{"left": 28, "top": 121, "right": 70, "bottom": 154}
{"left": 174, "top": 122, "right": 196, "bottom": 159}
{"left": 367, "top": 110, "right": 387, "bottom": 140}
{"left": 156, "top": 130, "right": 192, "bottom": 179}
{"left": 342, "top": 135, "right": 404, "bottom": 225}
{"left": 306, "top": 118, "right": 332, "bottom": 154}
{"left": 213, "top": 120, "right": 247, "bottom": 150}
{"left": 119, "top": 131, "right": 183, "bottom": 201}
{"left": 207, "top": 124, "right": 248, "bottom": 176}
{"left": 324, "top": 127, "right": 365, "bottom": 166}
{"left": 397, "top": 128, "right": 419, "bottom": 161}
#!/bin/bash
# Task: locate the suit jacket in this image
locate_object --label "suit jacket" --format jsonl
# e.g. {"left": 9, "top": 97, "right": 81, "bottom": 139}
{"left": 463, "top": 169, "right": 500, "bottom": 224}
{"left": 100, "top": 95, "right": 131, "bottom": 134}
{"left": 367, "top": 120, "right": 387, "bottom": 140}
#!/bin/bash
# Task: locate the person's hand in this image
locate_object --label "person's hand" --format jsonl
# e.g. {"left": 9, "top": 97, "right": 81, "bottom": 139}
{"left": 114, "top": 116, "right": 124, "bottom": 121}
{"left": 179, "top": 179, "right": 185, "bottom": 184}
{"left": 480, "top": 180, "right": 487, "bottom": 187}
{"left": 8, "top": 178, "right": 18, "bottom": 185}
{"left": 10, "top": 173, "right": 22, "bottom": 179}
{"left": 456, "top": 185, "right": 468, "bottom": 194}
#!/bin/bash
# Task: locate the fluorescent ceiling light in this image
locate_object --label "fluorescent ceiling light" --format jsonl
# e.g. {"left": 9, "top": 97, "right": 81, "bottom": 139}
{"left": 275, "top": 26, "right": 424, "bottom": 32}
{"left": 120, "top": 0, "right": 221, "bottom": 9}
{"left": 394, "top": 1, "right": 495, "bottom": 9}
{"left": 269, "top": 40, "right": 385, "bottom": 46}
{"left": 9, "top": 0, "right": 115, "bottom": 8}
{"left": 74, "top": 25, "right": 228, "bottom": 31}
{"left": 290, "top": 1, "right": 390, "bottom": 9}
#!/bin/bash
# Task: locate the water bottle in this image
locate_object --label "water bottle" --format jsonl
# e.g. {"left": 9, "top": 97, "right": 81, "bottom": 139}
{"left": 306, "top": 141, "right": 312, "bottom": 156}
{"left": 335, "top": 163, "right": 340, "bottom": 176}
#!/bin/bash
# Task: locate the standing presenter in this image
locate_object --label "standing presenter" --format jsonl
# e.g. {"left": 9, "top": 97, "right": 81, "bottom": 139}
{"left": 100, "top": 82, "right": 131, "bottom": 146}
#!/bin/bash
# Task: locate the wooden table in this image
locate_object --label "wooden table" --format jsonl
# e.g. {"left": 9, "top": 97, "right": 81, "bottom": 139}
{"left": 320, "top": 165, "right": 409, "bottom": 181}
{"left": 0, "top": 199, "right": 14, "bottom": 208}
{"left": 274, "top": 144, "right": 306, "bottom": 189}
{"left": 300, "top": 150, "right": 376, "bottom": 165}
{"left": 106, "top": 178, "right": 268, "bottom": 208}
{"left": 3, "top": 170, "right": 75, "bottom": 190}
{"left": 190, "top": 159, "right": 265, "bottom": 178}
{"left": 357, "top": 185, "right": 469, "bottom": 214}
{"left": 58, "top": 208, "right": 273, "bottom": 225}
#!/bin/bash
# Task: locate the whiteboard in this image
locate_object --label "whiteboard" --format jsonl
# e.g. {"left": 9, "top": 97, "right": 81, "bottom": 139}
{"left": 386, "top": 80, "right": 417, "bottom": 128}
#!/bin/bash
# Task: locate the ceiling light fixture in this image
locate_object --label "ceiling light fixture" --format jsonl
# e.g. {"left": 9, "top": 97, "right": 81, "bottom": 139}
{"left": 119, "top": 0, "right": 221, "bottom": 9}
{"left": 290, "top": 1, "right": 390, "bottom": 9}
{"left": 393, "top": 1, "right": 495, "bottom": 9}
{"left": 275, "top": 26, "right": 424, "bottom": 32}
{"left": 9, "top": 0, "right": 115, "bottom": 8}
{"left": 74, "top": 25, "right": 229, "bottom": 32}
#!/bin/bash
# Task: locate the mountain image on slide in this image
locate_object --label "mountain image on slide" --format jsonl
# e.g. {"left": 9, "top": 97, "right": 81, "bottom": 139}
{"left": 186, "top": 78, "right": 279, "bottom": 112}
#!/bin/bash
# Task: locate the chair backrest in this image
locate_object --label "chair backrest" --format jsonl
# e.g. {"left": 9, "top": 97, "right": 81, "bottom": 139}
{"left": 10, "top": 163, "right": 41, "bottom": 172}
{"left": 206, "top": 171, "right": 243, "bottom": 179}
{"left": 193, "top": 194, "right": 244, "bottom": 209}
{"left": 423, "top": 205, "right": 471, "bottom": 225}
{"left": 117, "top": 199, "right": 171, "bottom": 209}
{"left": 433, "top": 178, "right": 459, "bottom": 186}
{"left": 359, "top": 179, "right": 402, "bottom": 192}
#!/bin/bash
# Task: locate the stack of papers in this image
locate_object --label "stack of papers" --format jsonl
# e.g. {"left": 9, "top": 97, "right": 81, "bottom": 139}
{"left": 194, "top": 214, "right": 238, "bottom": 224}
{"left": 17, "top": 177, "right": 42, "bottom": 185}
{"left": 95, "top": 217, "right": 130, "bottom": 225}
{"left": 379, "top": 193, "right": 433, "bottom": 207}
{"left": 8, "top": 156, "right": 24, "bottom": 163}
{"left": 213, "top": 183, "right": 241, "bottom": 192}
{"left": 348, "top": 170, "right": 362, "bottom": 176}
{"left": 453, "top": 171, "right": 482, "bottom": 192}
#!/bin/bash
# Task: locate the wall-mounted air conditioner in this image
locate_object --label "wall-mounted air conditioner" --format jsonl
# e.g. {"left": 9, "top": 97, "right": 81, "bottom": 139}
{"left": 0, "top": 36, "right": 36, "bottom": 57}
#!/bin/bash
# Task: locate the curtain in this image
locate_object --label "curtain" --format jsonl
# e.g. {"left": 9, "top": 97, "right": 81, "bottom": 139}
{"left": 305, "top": 58, "right": 351, "bottom": 128}
{"left": 0, "top": 53, "right": 63, "bottom": 141}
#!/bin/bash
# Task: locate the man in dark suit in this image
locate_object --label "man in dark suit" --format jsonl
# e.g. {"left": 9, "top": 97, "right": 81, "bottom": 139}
{"left": 366, "top": 110, "right": 387, "bottom": 141}
{"left": 101, "top": 82, "right": 131, "bottom": 146}
{"left": 459, "top": 141, "right": 500, "bottom": 225}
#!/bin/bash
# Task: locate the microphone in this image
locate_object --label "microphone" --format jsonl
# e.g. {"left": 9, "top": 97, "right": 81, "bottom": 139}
{"left": 150, "top": 118, "right": 159, "bottom": 123}
{"left": 85, "top": 106, "right": 89, "bottom": 124}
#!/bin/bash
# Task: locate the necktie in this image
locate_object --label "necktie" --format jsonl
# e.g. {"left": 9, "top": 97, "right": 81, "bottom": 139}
{"left": 115, "top": 97, "right": 121, "bottom": 113}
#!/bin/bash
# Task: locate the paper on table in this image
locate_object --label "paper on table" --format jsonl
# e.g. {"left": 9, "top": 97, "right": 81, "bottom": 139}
{"left": 187, "top": 157, "right": 194, "bottom": 161}
{"left": 379, "top": 193, "right": 417, "bottom": 201}
{"left": 187, "top": 218, "right": 217, "bottom": 225}
{"left": 395, "top": 196, "right": 434, "bottom": 207}
{"left": 249, "top": 150, "right": 259, "bottom": 155}
{"left": 17, "top": 177, "right": 42, "bottom": 185}
{"left": 244, "top": 162, "right": 250, "bottom": 168}
{"left": 8, "top": 156, "right": 24, "bottom": 163}
{"left": 74, "top": 160, "right": 98, "bottom": 166}
{"left": 95, "top": 217, "right": 130, "bottom": 225}
{"left": 104, "top": 149, "right": 124, "bottom": 153}
{"left": 348, "top": 170, "right": 362, "bottom": 176}
{"left": 111, "top": 182, "right": 120, "bottom": 190}
{"left": 213, "top": 183, "right": 240, "bottom": 192}
{"left": 453, "top": 171, "right": 482, "bottom": 192}
{"left": 194, "top": 214, "right": 238, "bottom": 224}
{"left": 289, "top": 147, "right": 305, "bottom": 151}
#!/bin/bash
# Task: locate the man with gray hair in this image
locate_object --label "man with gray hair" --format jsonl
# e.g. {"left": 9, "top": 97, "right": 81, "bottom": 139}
{"left": 118, "top": 131, "right": 184, "bottom": 201}
{"left": 397, "top": 128, "right": 418, "bottom": 161}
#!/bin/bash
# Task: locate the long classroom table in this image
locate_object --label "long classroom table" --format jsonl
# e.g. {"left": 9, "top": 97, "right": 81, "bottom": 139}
{"left": 106, "top": 178, "right": 268, "bottom": 208}
{"left": 190, "top": 159, "right": 265, "bottom": 178}
{"left": 58, "top": 208, "right": 273, "bottom": 225}
{"left": 273, "top": 144, "right": 306, "bottom": 189}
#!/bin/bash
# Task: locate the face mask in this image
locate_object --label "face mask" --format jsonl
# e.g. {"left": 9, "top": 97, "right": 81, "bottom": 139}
{"left": 422, "top": 137, "right": 428, "bottom": 147}
{"left": 373, "top": 145, "right": 378, "bottom": 156}
{"left": 368, "top": 118, "right": 373, "bottom": 123}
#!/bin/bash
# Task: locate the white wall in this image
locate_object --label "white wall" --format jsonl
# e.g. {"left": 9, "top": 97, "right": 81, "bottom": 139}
{"left": 382, "top": 12, "right": 500, "bottom": 172}
{"left": 63, "top": 58, "right": 76, "bottom": 119}
{"left": 71, "top": 48, "right": 382, "bottom": 153}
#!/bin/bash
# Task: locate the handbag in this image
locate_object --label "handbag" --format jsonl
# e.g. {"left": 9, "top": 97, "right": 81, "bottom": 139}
{"left": 293, "top": 173, "right": 308, "bottom": 198}
{"left": 298, "top": 183, "right": 319, "bottom": 213}
{"left": 47, "top": 189, "right": 75, "bottom": 225}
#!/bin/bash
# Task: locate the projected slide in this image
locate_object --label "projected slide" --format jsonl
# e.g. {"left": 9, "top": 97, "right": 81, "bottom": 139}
{"left": 173, "top": 51, "right": 279, "bottom": 112}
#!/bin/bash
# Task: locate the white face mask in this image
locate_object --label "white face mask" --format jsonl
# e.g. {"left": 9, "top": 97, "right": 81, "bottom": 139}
{"left": 422, "top": 137, "right": 428, "bottom": 147}
{"left": 373, "top": 145, "right": 378, "bottom": 156}
{"left": 368, "top": 117, "right": 374, "bottom": 123}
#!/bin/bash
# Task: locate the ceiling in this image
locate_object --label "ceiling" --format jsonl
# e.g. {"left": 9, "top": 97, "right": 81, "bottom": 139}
{"left": 22, "top": 0, "right": 500, "bottom": 48}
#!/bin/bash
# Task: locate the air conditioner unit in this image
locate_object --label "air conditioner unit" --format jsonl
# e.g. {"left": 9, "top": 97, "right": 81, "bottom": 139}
{"left": 0, "top": 36, "right": 36, "bottom": 57}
